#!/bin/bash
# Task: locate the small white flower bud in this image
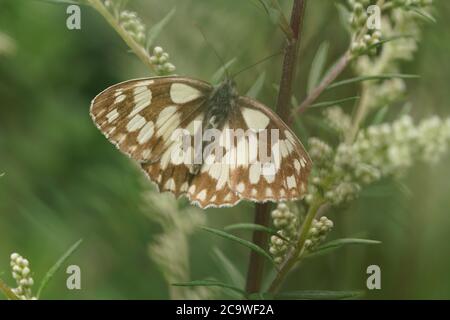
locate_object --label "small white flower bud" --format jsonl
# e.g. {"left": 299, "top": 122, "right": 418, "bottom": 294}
{"left": 153, "top": 46, "right": 164, "bottom": 56}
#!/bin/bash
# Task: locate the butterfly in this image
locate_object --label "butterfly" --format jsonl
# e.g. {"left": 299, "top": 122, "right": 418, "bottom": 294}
{"left": 90, "top": 76, "right": 312, "bottom": 208}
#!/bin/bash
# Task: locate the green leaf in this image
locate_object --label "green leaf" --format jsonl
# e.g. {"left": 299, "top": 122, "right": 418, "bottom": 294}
{"left": 212, "top": 248, "right": 245, "bottom": 287}
{"left": 246, "top": 72, "right": 266, "bottom": 99}
{"left": 308, "top": 42, "right": 329, "bottom": 94}
{"left": 409, "top": 8, "right": 436, "bottom": 23}
{"left": 399, "top": 102, "right": 413, "bottom": 116}
{"left": 0, "top": 278, "right": 19, "bottom": 300}
{"left": 309, "top": 96, "right": 360, "bottom": 108}
{"left": 225, "top": 223, "right": 276, "bottom": 234}
{"left": 211, "top": 58, "right": 236, "bottom": 84}
{"left": 224, "top": 223, "right": 290, "bottom": 243}
{"left": 335, "top": 3, "right": 351, "bottom": 34}
{"left": 275, "top": 290, "right": 364, "bottom": 300}
{"left": 327, "top": 74, "right": 419, "bottom": 90}
{"left": 305, "top": 238, "right": 381, "bottom": 258}
{"left": 371, "top": 105, "right": 389, "bottom": 125}
{"left": 363, "top": 35, "right": 414, "bottom": 53}
{"left": 146, "top": 8, "right": 176, "bottom": 50}
{"left": 172, "top": 279, "right": 246, "bottom": 297}
{"left": 37, "top": 239, "right": 83, "bottom": 298}
{"left": 201, "top": 226, "right": 275, "bottom": 265}
{"left": 257, "top": 0, "right": 294, "bottom": 40}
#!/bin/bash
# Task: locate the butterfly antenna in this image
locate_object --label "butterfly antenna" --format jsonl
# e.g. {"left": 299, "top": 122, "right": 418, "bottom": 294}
{"left": 231, "top": 50, "right": 284, "bottom": 79}
{"left": 195, "top": 24, "right": 230, "bottom": 78}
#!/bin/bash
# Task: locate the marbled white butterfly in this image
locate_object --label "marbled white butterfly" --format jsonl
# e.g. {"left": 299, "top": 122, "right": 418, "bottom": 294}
{"left": 90, "top": 76, "right": 311, "bottom": 208}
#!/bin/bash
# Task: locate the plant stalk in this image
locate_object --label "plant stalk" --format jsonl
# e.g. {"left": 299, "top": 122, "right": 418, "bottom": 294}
{"left": 245, "top": 0, "right": 307, "bottom": 294}
{"left": 87, "top": 0, "right": 156, "bottom": 74}
{"left": 268, "top": 198, "right": 325, "bottom": 294}
{"left": 294, "top": 51, "right": 352, "bottom": 115}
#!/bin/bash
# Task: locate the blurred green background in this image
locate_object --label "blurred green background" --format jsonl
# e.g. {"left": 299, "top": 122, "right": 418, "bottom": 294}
{"left": 1, "top": 0, "right": 450, "bottom": 299}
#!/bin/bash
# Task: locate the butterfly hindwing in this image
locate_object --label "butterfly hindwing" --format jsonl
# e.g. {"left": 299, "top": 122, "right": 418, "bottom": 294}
{"left": 227, "top": 96, "right": 312, "bottom": 202}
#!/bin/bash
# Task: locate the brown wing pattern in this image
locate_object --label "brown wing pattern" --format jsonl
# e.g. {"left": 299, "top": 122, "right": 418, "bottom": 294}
{"left": 226, "top": 96, "right": 312, "bottom": 203}
{"left": 91, "top": 77, "right": 311, "bottom": 208}
{"left": 90, "top": 76, "right": 212, "bottom": 162}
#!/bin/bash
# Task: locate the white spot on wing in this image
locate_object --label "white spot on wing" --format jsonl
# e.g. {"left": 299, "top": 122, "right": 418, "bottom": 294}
{"left": 156, "top": 106, "right": 178, "bottom": 128}
{"left": 129, "top": 86, "right": 152, "bottom": 118}
{"left": 197, "top": 189, "right": 207, "bottom": 201}
{"left": 249, "top": 163, "right": 261, "bottom": 184}
{"left": 242, "top": 107, "right": 270, "bottom": 130}
{"left": 106, "top": 109, "right": 119, "bottom": 123}
{"left": 294, "top": 159, "right": 301, "bottom": 173}
{"left": 263, "top": 171, "right": 275, "bottom": 183}
{"left": 180, "top": 182, "right": 189, "bottom": 192}
{"left": 170, "top": 83, "right": 202, "bottom": 104}
{"left": 137, "top": 121, "right": 154, "bottom": 144}
{"left": 165, "top": 178, "right": 176, "bottom": 191}
{"left": 287, "top": 175, "right": 296, "bottom": 189}
{"left": 114, "top": 94, "right": 126, "bottom": 104}
{"left": 127, "top": 114, "right": 146, "bottom": 132}
{"left": 137, "top": 80, "right": 154, "bottom": 86}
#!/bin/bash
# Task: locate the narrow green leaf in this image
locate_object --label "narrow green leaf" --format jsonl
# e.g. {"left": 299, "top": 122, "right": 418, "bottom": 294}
{"left": 0, "top": 278, "right": 19, "bottom": 300}
{"left": 212, "top": 248, "right": 245, "bottom": 287}
{"left": 225, "top": 223, "right": 276, "bottom": 234}
{"left": 201, "top": 226, "right": 275, "bottom": 265}
{"left": 363, "top": 35, "right": 414, "bottom": 53}
{"left": 211, "top": 58, "right": 236, "bottom": 84}
{"left": 371, "top": 105, "right": 389, "bottom": 125}
{"left": 246, "top": 72, "right": 266, "bottom": 98}
{"left": 257, "top": 0, "right": 294, "bottom": 40}
{"left": 224, "top": 223, "right": 290, "bottom": 243}
{"left": 291, "top": 94, "right": 299, "bottom": 107}
{"left": 409, "top": 8, "right": 436, "bottom": 23}
{"left": 310, "top": 96, "right": 360, "bottom": 108}
{"left": 305, "top": 238, "right": 381, "bottom": 258}
{"left": 327, "top": 74, "right": 419, "bottom": 90}
{"left": 172, "top": 279, "right": 246, "bottom": 297}
{"left": 146, "top": 8, "right": 176, "bottom": 50}
{"left": 275, "top": 290, "right": 364, "bottom": 300}
{"left": 335, "top": 3, "right": 351, "bottom": 34}
{"left": 308, "top": 42, "right": 329, "bottom": 94}
{"left": 37, "top": 239, "right": 83, "bottom": 298}
{"left": 399, "top": 102, "right": 413, "bottom": 116}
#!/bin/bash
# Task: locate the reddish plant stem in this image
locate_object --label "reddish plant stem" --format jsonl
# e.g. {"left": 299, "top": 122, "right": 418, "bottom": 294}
{"left": 245, "top": 0, "right": 308, "bottom": 294}
{"left": 294, "top": 51, "right": 352, "bottom": 116}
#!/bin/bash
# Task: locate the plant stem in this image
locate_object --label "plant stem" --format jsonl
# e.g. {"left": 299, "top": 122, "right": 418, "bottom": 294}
{"left": 245, "top": 0, "right": 307, "bottom": 294}
{"left": 268, "top": 198, "right": 325, "bottom": 294}
{"left": 245, "top": 203, "right": 271, "bottom": 293}
{"left": 87, "top": 0, "right": 156, "bottom": 74}
{"left": 294, "top": 51, "right": 352, "bottom": 115}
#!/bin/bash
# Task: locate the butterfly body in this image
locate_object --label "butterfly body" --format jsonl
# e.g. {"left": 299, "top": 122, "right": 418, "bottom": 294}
{"left": 90, "top": 76, "right": 312, "bottom": 208}
{"left": 205, "top": 79, "right": 237, "bottom": 125}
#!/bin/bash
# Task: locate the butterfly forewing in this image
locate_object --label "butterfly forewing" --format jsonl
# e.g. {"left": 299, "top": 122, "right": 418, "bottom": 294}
{"left": 90, "top": 77, "right": 212, "bottom": 162}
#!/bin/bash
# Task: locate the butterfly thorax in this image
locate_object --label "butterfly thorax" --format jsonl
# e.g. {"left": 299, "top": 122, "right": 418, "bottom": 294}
{"left": 204, "top": 79, "right": 238, "bottom": 131}
{"left": 189, "top": 79, "right": 238, "bottom": 176}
